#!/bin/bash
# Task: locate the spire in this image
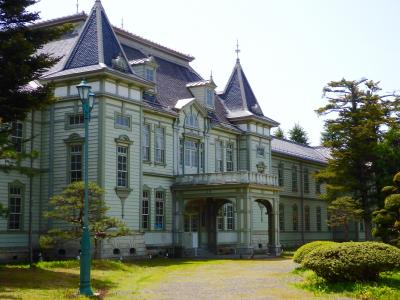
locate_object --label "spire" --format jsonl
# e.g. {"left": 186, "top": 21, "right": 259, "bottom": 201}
{"left": 210, "top": 70, "right": 213, "bottom": 81}
{"left": 235, "top": 39, "right": 240, "bottom": 63}
{"left": 63, "top": 0, "right": 133, "bottom": 74}
{"left": 219, "top": 58, "right": 264, "bottom": 116}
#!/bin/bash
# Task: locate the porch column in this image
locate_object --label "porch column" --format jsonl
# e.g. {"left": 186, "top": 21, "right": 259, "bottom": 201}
{"left": 270, "top": 197, "right": 282, "bottom": 255}
{"left": 237, "top": 189, "right": 252, "bottom": 255}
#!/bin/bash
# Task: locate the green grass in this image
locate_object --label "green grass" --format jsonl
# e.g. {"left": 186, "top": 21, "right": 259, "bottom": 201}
{"left": 0, "top": 258, "right": 231, "bottom": 299}
{"left": 293, "top": 267, "right": 400, "bottom": 300}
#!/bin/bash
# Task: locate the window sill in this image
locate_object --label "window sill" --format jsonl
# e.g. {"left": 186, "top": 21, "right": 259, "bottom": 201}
{"left": 154, "top": 162, "right": 166, "bottom": 167}
{"left": 143, "top": 160, "right": 152, "bottom": 164}
{"left": 114, "top": 187, "right": 132, "bottom": 199}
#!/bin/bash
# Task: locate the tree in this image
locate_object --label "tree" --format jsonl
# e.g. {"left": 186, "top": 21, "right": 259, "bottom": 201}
{"left": 373, "top": 172, "right": 400, "bottom": 247}
{"left": 40, "top": 182, "right": 131, "bottom": 257}
{"left": 273, "top": 127, "right": 286, "bottom": 139}
{"left": 0, "top": 0, "right": 69, "bottom": 161}
{"left": 316, "top": 78, "right": 399, "bottom": 239}
{"left": 289, "top": 123, "right": 309, "bottom": 145}
{"left": 328, "top": 196, "right": 363, "bottom": 241}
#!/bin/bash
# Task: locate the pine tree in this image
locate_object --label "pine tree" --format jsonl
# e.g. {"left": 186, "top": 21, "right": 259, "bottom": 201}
{"left": 0, "top": 0, "right": 69, "bottom": 161}
{"left": 273, "top": 127, "right": 286, "bottom": 139}
{"left": 289, "top": 123, "right": 309, "bottom": 145}
{"left": 372, "top": 172, "right": 400, "bottom": 247}
{"left": 40, "top": 182, "right": 131, "bottom": 258}
{"left": 316, "top": 78, "right": 400, "bottom": 239}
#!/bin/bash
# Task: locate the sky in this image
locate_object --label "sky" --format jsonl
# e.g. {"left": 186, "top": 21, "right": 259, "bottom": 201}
{"left": 30, "top": 0, "right": 400, "bottom": 145}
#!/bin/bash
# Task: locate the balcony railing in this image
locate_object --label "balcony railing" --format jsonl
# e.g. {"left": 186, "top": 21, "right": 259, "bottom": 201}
{"left": 174, "top": 171, "right": 278, "bottom": 187}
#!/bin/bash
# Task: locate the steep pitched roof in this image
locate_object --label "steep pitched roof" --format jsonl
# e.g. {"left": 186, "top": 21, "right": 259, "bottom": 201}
{"left": 220, "top": 59, "right": 263, "bottom": 116}
{"left": 63, "top": 0, "right": 133, "bottom": 74}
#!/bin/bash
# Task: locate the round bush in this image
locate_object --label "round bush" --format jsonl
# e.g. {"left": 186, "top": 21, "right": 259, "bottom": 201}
{"left": 302, "top": 242, "right": 400, "bottom": 282}
{"left": 293, "top": 241, "right": 336, "bottom": 263}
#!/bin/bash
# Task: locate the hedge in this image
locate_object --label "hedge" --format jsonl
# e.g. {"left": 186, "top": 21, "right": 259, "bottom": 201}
{"left": 292, "top": 241, "right": 336, "bottom": 263}
{"left": 302, "top": 242, "right": 400, "bottom": 282}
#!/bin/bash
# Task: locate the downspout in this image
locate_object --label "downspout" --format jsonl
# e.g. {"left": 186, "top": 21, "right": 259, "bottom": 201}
{"left": 28, "top": 110, "right": 35, "bottom": 265}
{"left": 300, "top": 162, "right": 305, "bottom": 244}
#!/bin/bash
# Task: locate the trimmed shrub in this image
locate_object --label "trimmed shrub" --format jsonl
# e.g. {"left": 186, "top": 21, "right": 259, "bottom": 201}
{"left": 302, "top": 242, "right": 400, "bottom": 282}
{"left": 293, "top": 241, "right": 336, "bottom": 263}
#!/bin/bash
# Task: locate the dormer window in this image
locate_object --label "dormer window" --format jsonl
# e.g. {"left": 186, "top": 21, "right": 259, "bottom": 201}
{"left": 145, "top": 68, "right": 154, "bottom": 81}
{"left": 185, "top": 112, "right": 199, "bottom": 128}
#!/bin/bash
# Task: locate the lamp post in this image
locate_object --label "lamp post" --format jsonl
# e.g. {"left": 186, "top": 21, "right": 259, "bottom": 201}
{"left": 76, "top": 79, "right": 95, "bottom": 296}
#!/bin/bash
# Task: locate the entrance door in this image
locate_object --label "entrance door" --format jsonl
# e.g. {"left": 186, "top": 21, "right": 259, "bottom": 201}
{"left": 183, "top": 214, "right": 199, "bottom": 248}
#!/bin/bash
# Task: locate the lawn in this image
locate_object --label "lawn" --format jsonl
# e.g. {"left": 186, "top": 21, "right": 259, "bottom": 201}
{"left": 0, "top": 257, "right": 314, "bottom": 299}
{"left": 294, "top": 267, "right": 400, "bottom": 300}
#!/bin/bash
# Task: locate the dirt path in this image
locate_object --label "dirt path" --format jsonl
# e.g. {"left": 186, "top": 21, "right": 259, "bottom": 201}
{"left": 139, "top": 258, "right": 346, "bottom": 300}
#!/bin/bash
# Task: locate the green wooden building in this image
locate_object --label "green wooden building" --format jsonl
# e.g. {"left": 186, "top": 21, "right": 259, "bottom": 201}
{"left": 0, "top": 1, "right": 364, "bottom": 261}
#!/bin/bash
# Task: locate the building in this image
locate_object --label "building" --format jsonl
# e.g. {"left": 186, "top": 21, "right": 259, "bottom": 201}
{"left": 0, "top": 1, "right": 364, "bottom": 261}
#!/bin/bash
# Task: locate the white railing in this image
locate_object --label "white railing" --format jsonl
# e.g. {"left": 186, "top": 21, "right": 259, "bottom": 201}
{"left": 174, "top": 171, "right": 278, "bottom": 187}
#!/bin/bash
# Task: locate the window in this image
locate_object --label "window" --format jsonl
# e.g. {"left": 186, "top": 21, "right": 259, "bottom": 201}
{"left": 292, "top": 165, "right": 298, "bottom": 192}
{"left": 327, "top": 211, "right": 331, "bottom": 232}
{"left": 155, "top": 191, "right": 165, "bottom": 229}
{"left": 184, "top": 140, "right": 198, "bottom": 167}
{"left": 303, "top": 168, "right": 309, "bottom": 193}
{"left": 185, "top": 113, "right": 199, "bottom": 128}
{"left": 216, "top": 141, "right": 223, "bottom": 172}
{"left": 145, "top": 68, "right": 154, "bottom": 81}
{"left": 292, "top": 204, "right": 298, "bottom": 231}
{"left": 70, "top": 144, "right": 82, "bottom": 182}
{"left": 206, "top": 89, "right": 214, "bottom": 107}
{"left": 117, "top": 145, "right": 128, "bottom": 187}
{"left": 315, "top": 171, "right": 321, "bottom": 194}
{"left": 226, "top": 143, "right": 234, "bottom": 171}
{"left": 8, "top": 185, "right": 22, "bottom": 230}
{"left": 316, "top": 207, "right": 322, "bottom": 231}
{"left": 141, "top": 190, "right": 150, "bottom": 230}
{"left": 279, "top": 204, "right": 285, "bottom": 231}
{"left": 359, "top": 220, "right": 364, "bottom": 232}
{"left": 179, "top": 139, "right": 184, "bottom": 165}
{"left": 278, "top": 163, "right": 284, "bottom": 187}
{"left": 184, "top": 215, "right": 198, "bottom": 232}
{"left": 217, "top": 203, "right": 234, "bottom": 230}
{"left": 256, "top": 146, "right": 265, "bottom": 157}
{"left": 69, "top": 113, "right": 84, "bottom": 126}
{"left": 304, "top": 205, "right": 310, "bottom": 231}
{"left": 11, "top": 121, "right": 23, "bottom": 153}
{"left": 143, "top": 124, "right": 151, "bottom": 161}
{"left": 154, "top": 127, "right": 165, "bottom": 164}
{"left": 200, "top": 143, "right": 204, "bottom": 169}
{"left": 115, "top": 114, "right": 130, "bottom": 129}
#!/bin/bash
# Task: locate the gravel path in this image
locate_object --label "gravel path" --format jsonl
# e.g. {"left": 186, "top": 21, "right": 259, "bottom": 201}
{"left": 139, "top": 258, "right": 350, "bottom": 300}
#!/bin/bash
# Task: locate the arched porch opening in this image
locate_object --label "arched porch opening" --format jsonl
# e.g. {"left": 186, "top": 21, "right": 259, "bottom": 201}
{"left": 255, "top": 199, "right": 276, "bottom": 254}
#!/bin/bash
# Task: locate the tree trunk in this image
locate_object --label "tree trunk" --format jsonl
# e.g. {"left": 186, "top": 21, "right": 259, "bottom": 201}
{"left": 344, "top": 223, "right": 349, "bottom": 241}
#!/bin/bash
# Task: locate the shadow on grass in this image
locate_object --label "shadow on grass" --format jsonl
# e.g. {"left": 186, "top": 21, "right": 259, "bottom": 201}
{"left": 0, "top": 265, "right": 116, "bottom": 295}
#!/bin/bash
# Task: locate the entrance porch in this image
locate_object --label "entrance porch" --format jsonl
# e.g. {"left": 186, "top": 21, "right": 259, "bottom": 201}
{"left": 171, "top": 172, "right": 281, "bottom": 256}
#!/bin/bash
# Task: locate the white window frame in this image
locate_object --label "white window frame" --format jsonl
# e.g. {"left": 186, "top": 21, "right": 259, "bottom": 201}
{"left": 70, "top": 144, "right": 82, "bottom": 182}
{"left": 184, "top": 140, "right": 198, "bottom": 167}
{"left": 155, "top": 190, "right": 165, "bottom": 230}
{"left": 116, "top": 145, "right": 129, "bottom": 188}
{"left": 8, "top": 185, "right": 23, "bottom": 231}
{"left": 216, "top": 141, "right": 223, "bottom": 172}
{"left": 226, "top": 143, "right": 234, "bottom": 171}
{"left": 11, "top": 121, "right": 23, "bottom": 153}
{"left": 154, "top": 126, "right": 165, "bottom": 164}
{"left": 141, "top": 190, "right": 150, "bottom": 230}
{"left": 143, "top": 124, "right": 151, "bottom": 162}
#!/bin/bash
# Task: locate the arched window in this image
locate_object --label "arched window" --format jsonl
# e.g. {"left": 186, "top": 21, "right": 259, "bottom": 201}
{"left": 292, "top": 204, "right": 298, "bottom": 231}
{"left": 185, "top": 112, "right": 199, "bottom": 128}
{"left": 304, "top": 205, "right": 310, "bottom": 231}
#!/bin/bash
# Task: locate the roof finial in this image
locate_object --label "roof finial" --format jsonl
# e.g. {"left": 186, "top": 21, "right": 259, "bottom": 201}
{"left": 76, "top": 0, "right": 79, "bottom": 13}
{"left": 121, "top": 17, "right": 124, "bottom": 29}
{"left": 210, "top": 70, "right": 213, "bottom": 81}
{"left": 235, "top": 39, "right": 241, "bottom": 62}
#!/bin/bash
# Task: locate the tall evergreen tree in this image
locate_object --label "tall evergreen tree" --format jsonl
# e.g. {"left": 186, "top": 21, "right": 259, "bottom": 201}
{"left": 273, "top": 126, "right": 286, "bottom": 139}
{"left": 289, "top": 123, "right": 309, "bottom": 145}
{"left": 316, "top": 78, "right": 400, "bottom": 239}
{"left": 0, "top": 0, "right": 69, "bottom": 160}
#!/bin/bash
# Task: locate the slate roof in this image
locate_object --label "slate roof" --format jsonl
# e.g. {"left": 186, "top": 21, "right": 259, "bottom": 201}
{"left": 219, "top": 59, "right": 279, "bottom": 126}
{"left": 62, "top": 0, "right": 133, "bottom": 75}
{"left": 271, "top": 137, "right": 328, "bottom": 164}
